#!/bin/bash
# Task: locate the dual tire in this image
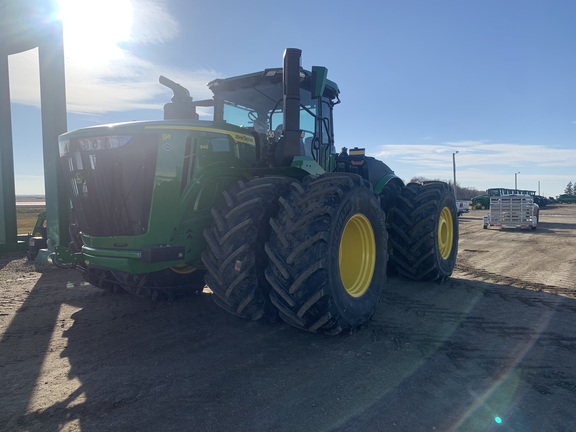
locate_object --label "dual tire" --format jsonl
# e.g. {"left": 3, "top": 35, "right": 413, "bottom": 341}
{"left": 203, "top": 176, "right": 458, "bottom": 334}
{"left": 265, "top": 173, "right": 388, "bottom": 334}
{"left": 388, "top": 181, "right": 458, "bottom": 281}
{"left": 203, "top": 173, "right": 387, "bottom": 334}
{"left": 201, "top": 177, "right": 293, "bottom": 320}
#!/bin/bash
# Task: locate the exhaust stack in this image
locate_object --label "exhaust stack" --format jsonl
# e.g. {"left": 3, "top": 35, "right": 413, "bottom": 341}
{"left": 274, "top": 48, "right": 303, "bottom": 165}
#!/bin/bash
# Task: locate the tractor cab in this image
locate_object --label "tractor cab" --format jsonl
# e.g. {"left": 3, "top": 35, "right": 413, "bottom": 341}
{"left": 210, "top": 67, "right": 339, "bottom": 168}
{"left": 161, "top": 53, "right": 340, "bottom": 170}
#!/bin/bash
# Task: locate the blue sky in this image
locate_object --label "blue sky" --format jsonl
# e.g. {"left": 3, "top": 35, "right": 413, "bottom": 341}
{"left": 8, "top": 0, "right": 576, "bottom": 197}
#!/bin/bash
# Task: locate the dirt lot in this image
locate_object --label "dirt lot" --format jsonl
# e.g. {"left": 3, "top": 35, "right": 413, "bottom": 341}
{"left": 2, "top": 205, "right": 576, "bottom": 431}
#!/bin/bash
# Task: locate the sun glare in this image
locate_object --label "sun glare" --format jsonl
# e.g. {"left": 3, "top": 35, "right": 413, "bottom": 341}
{"left": 58, "top": 0, "right": 133, "bottom": 63}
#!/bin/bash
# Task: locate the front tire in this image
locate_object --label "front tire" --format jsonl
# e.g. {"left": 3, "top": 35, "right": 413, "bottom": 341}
{"left": 112, "top": 267, "right": 206, "bottom": 300}
{"left": 84, "top": 268, "right": 124, "bottom": 294}
{"left": 202, "top": 176, "right": 293, "bottom": 320}
{"left": 265, "top": 173, "right": 388, "bottom": 335}
{"left": 389, "top": 181, "right": 458, "bottom": 281}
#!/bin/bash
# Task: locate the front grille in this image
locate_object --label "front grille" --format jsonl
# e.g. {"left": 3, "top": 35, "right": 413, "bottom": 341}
{"left": 61, "top": 134, "right": 158, "bottom": 237}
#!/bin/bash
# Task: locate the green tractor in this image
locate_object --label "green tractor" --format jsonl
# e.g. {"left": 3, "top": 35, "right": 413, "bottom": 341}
{"left": 55, "top": 48, "right": 458, "bottom": 334}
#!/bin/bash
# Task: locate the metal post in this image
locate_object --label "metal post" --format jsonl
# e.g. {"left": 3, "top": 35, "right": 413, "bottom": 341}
{"left": 0, "top": 0, "right": 67, "bottom": 256}
{"left": 0, "top": 54, "right": 18, "bottom": 247}
{"left": 38, "top": 22, "right": 69, "bottom": 255}
{"left": 452, "top": 151, "right": 458, "bottom": 200}
{"left": 515, "top": 171, "right": 520, "bottom": 190}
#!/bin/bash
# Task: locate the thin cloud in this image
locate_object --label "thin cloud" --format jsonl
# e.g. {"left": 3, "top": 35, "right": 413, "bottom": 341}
{"left": 129, "top": 0, "right": 180, "bottom": 44}
{"left": 376, "top": 141, "right": 576, "bottom": 170}
{"left": 374, "top": 140, "right": 576, "bottom": 194}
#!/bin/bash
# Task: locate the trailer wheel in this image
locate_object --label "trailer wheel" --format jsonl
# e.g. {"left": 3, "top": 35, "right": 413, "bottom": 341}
{"left": 389, "top": 181, "right": 458, "bottom": 281}
{"left": 202, "top": 176, "right": 293, "bottom": 320}
{"left": 265, "top": 173, "right": 387, "bottom": 335}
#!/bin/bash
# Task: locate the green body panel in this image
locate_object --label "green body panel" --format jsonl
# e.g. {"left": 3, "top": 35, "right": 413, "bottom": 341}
{"left": 81, "top": 246, "right": 178, "bottom": 274}
{"left": 290, "top": 156, "right": 326, "bottom": 175}
{"left": 59, "top": 122, "right": 248, "bottom": 272}
{"left": 57, "top": 120, "right": 326, "bottom": 274}
{"left": 374, "top": 174, "right": 402, "bottom": 195}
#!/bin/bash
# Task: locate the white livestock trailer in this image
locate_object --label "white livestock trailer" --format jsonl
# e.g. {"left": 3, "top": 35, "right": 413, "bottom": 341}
{"left": 483, "top": 188, "right": 539, "bottom": 230}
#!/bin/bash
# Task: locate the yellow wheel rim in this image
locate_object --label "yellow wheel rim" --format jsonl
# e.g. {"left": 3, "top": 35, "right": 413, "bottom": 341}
{"left": 339, "top": 213, "right": 376, "bottom": 298}
{"left": 170, "top": 264, "right": 197, "bottom": 274}
{"left": 438, "top": 207, "right": 454, "bottom": 259}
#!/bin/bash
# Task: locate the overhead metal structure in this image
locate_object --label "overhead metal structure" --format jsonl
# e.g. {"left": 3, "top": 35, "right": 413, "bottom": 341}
{"left": 0, "top": 0, "right": 69, "bottom": 255}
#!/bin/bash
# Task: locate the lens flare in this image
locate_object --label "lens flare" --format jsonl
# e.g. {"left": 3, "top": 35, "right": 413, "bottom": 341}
{"left": 58, "top": 0, "right": 133, "bottom": 63}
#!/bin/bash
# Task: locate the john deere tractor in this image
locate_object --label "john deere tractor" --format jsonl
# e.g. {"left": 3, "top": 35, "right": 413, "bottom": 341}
{"left": 55, "top": 48, "right": 458, "bottom": 334}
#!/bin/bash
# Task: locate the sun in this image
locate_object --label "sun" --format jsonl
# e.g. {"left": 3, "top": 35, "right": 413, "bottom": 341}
{"left": 58, "top": 0, "right": 133, "bottom": 63}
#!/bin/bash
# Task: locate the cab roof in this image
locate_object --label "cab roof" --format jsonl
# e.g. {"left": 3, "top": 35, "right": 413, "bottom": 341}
{"left": 207, "top": 68, "right": 339, "bottom": 104}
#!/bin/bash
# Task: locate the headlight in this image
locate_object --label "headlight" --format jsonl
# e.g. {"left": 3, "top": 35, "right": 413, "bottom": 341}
{"left": 58, "top": 139, "right": 70, "bottom": 156}
{"left": 77, "top": 135, "right": 132, "bottom": 151}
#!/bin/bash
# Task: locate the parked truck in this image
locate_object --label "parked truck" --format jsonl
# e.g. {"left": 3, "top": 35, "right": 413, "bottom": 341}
{"left": 482, "top": 188, "right": 539, "bottom": 230}
{"left": 54, "top": 48, "right": 459, "bottom": 334}
{"left": 456, "top": 200, "right": 469, "bottom": 216}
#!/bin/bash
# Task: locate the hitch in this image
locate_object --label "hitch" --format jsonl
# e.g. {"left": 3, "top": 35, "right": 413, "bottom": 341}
{"left": 53, "top": 245, "right": 84, "bottom": 269}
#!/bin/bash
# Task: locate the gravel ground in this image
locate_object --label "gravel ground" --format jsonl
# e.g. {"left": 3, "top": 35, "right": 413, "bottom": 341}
{"left": 1, "top": 205, "right": 576, "bottom": 432}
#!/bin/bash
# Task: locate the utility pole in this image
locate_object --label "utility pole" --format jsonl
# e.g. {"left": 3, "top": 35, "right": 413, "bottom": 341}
{"left": 452, "top": 151, "right": 458, "bottom": 200}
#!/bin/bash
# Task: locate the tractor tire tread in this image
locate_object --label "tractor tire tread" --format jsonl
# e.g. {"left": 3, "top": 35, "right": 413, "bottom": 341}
{"left": 201, "top": 176, "right": 293, "bottom": 320}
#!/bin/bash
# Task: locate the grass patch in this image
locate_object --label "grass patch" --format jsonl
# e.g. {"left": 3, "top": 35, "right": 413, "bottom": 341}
{"left": 17, "top": 206, "right": 45, "bottom": 235}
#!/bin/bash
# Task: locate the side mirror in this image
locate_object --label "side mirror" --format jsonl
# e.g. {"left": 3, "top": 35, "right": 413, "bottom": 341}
{"left": 311, "top": 66, "right": 328, "bottom": 99}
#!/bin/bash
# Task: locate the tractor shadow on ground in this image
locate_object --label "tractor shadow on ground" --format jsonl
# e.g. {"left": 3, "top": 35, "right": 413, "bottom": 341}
{"left": 4, "top": 267, "right": 576, "bottom": 432}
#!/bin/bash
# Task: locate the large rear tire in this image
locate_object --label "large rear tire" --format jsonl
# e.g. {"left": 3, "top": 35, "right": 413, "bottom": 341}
{"left": 202, "top": 176, "right": 293, "bottom": 320}
{"left": 388, "top": 181, "right": 458, "bottom": 281}
{"left": 265, "top": 173, "right": 388, "bottom": 335}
